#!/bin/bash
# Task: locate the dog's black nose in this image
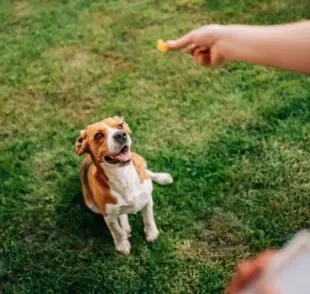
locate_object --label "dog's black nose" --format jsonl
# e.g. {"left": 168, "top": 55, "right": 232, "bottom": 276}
{"left": 113, "top": 131, "right": 127, "bottom": 144}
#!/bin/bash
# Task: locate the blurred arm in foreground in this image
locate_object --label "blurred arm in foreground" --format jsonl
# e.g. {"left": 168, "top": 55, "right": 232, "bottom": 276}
{"left": 227, "top": 250, "right": 277, "bottom": 294}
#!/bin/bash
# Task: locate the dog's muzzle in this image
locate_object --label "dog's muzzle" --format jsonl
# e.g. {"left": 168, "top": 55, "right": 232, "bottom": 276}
{"left": 113, "top": 131, "right": 127, "bottom": 144}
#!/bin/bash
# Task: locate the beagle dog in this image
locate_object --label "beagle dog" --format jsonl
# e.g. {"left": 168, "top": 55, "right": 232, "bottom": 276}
{"left": 75, "top": 117, "right": 173, "bottom": 254}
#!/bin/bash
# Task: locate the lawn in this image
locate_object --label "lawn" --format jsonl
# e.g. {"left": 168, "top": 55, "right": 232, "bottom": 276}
{"left": 1, "top": 0, "right": 310, "bottom": 293}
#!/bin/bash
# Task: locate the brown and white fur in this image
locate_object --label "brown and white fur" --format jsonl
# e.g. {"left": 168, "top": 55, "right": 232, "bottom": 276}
{"left": 75, "top": 116, "right": 173, "bottom": 254}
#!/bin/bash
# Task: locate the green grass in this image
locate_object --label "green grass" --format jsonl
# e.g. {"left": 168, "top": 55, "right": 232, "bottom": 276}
{"left": 1, "top": 0, "right": 310, "bottom": 293}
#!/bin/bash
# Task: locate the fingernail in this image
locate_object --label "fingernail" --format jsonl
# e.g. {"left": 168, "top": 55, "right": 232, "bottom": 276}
{"left": 166, "top": 40, "right": 175, "bottom": 47}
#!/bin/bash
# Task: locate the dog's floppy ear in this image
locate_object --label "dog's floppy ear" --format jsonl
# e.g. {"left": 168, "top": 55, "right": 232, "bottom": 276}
{"left": 114, "top": 116, "right": 132, "bottom": 135}
{"left": 75, "top": 130, "right": 88, "bottom": 156}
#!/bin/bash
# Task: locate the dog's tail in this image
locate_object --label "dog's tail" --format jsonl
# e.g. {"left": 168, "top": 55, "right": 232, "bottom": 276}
{"left": 147, "top": 170, "right": 173, "bottom": 185}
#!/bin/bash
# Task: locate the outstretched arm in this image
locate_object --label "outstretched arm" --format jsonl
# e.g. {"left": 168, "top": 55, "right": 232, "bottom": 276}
{"left": 167, "top": 21, "right": 310, "bottom": 74}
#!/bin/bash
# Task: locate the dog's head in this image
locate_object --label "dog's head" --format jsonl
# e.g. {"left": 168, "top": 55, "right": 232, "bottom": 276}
{"left": 75, "top": 116, "right": 132, "bottom": 167}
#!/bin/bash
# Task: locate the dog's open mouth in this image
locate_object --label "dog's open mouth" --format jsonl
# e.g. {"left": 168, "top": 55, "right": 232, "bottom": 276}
{"left": 104, "top": 145, "right": 131, "bottom": 165}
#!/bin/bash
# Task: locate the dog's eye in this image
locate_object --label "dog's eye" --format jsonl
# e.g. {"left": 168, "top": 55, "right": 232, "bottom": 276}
{"left": 118, "top": 123, "right": 123, "bottom": 129}
{"left": 94, "top": 133, "right": 103, "bottom": 140}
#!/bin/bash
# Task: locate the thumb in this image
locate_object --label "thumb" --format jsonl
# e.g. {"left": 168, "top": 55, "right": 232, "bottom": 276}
{"left": 210, "top": 45, "right": 223, "bottom": 66}
{"left": 166, "top": 32, "right": 193, "bottom": 50}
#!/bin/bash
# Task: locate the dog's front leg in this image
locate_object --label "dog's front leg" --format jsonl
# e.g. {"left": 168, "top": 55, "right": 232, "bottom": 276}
{"left": 142, "top": 198, "right": 159, "bottom": 243}
{"left": 104, "top": 215, "right": 131, "bottom": 255}
{"left": 119, "top": 214, "right": 131, "bottom": 237}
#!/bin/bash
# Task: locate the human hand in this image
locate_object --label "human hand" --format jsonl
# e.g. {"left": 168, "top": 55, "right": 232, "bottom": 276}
{"left": 166, "top": 25, "right": 230, "bottom": 67}
{"left": 227, "top": 250, "right": 278, "bottom": 294}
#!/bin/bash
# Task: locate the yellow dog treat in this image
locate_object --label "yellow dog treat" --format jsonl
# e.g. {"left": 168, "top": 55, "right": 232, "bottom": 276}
{"left": 157, "top": 39, "right": 169, "bottom": 53}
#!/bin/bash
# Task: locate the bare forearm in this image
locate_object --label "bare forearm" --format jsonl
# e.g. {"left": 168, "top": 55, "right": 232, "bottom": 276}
{"left": 222, "top": 21, "right": 310, "bottom": 74}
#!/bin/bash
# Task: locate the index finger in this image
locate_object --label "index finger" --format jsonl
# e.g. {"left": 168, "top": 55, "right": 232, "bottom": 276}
{"left": 166, "top": 32, "right": 193, "bottom": 50}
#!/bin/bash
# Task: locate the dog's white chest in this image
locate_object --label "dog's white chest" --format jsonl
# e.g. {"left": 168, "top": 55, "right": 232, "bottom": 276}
{"left": 104, "top": 164, "right": 153, "bottom": 216}
{"left": 108, "top": 180, "right": 152, "bottom": 216}
{"left": 119, "top": 186, "right": 150, "bottom": 215}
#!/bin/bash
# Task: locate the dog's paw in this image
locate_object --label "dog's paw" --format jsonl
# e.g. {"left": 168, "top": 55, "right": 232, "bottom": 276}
{"left": 145, "top": 226, "right": 159, "bottom": 243}
{"left": 116, "top": 239, "right": 131, "bottom": 255}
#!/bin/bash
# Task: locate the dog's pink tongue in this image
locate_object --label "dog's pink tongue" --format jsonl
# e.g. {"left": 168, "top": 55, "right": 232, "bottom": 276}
{"left": 115, "top": 150, "right": 131, "bottom": 162}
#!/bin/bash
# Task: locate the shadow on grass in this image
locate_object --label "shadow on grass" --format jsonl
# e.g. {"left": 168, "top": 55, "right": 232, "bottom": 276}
{"left": 53, "top": 173, "right": 113, "bottom": 245}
